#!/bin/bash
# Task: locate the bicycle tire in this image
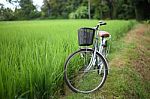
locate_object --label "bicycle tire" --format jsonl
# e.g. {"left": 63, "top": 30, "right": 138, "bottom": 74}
{"left": 64, "top": 48, "right": 108, "bottom": 93}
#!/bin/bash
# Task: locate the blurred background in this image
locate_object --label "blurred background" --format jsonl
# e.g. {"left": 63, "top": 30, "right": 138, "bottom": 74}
{"left": 0, "top": 0, "right": 150, "bottom": 21}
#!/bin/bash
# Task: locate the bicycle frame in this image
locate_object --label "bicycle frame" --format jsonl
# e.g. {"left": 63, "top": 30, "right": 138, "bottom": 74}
{"left": 83, "top": 29, "right": 103, "bottom": 72}
{"left": 83, "top": 23, "right": 110, "bottom": 73}
{"left": 93, "top": 24, "right": 104, "bottom": 55}
{"left": 94, "top": 24, "right": 111, "bottom": 57}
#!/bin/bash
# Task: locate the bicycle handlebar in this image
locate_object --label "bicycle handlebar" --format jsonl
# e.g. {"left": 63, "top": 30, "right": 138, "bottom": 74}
{"left": 94, "top": 21, "right": 107, "bottom": 30}
{"left": 99, "top": 21, "right": 106, "bottom": 26}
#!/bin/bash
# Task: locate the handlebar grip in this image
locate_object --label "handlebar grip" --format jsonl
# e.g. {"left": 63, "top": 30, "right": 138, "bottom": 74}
{"left": 99, "top": 21, "right": 107, "bottom": 26}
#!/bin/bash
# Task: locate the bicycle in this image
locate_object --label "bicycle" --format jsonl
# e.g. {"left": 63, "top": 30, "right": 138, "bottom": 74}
{"left": 64, "top": 21, "right": 111, "bottom": 93}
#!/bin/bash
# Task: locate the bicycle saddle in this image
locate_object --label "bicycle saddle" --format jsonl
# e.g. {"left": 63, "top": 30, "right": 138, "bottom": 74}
{"left": 99, "top": 31, "right": 110, "bottom": 37}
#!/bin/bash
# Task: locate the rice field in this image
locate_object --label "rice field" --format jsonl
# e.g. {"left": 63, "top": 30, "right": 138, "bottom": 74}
{"left": 0, "top": 20, "right": 136, "bottom": 98}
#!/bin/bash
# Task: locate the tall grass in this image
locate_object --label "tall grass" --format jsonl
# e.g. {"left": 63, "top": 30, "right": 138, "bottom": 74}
{"left": 0, "top": 20, "right": 136, "bottom": 98}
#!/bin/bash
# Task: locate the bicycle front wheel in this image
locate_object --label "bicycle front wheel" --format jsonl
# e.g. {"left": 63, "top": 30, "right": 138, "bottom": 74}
{"left": 64, "top": 48, "right": 108, "bottom": 93}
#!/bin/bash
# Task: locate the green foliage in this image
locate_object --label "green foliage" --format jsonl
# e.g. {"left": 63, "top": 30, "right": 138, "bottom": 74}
{"left": 69, "top": 6, "right": 88, "bottom": 19}
{"left": 69, "top": 12, "right": 76, "bottom": 19}
{"left": 76, "top": 6, "right": 88, "bottom": 19}
{"left": 1, "top": 0, "right": 40, "bottom": 20}
{"left": 18, "top": 0, "right": 38, "bottom": 19}
{"left": 2, "top": 0, "right": 150, "bottom": 20}
{"left": 0, "top": 5, "right": 15, "bottom": 21}
{"left": 41, "top": 0, "right": 51, "bottom": 18}
{"left": 0, "top": 20, "right": 136, "bottom": 98}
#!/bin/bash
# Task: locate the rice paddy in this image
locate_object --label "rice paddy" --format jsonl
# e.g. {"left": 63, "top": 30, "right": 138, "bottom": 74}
{"left": 0, "top": 20, "right": 136, "bottom": 98}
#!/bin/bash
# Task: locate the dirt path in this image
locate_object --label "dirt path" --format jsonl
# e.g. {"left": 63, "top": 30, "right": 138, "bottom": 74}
{"left": 110, "top": 24, "right": 150, "bottom": 80}
{"left": 108, "top": 24, "right": 150, "bottom": 98}
{"left": 62, "top": 24, "right": 150, "bottom": 99}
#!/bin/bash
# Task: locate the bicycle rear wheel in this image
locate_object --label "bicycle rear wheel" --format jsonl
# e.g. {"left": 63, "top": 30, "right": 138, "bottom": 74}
{"left": 64, "top": 48, "right": 108, "bottom": 93}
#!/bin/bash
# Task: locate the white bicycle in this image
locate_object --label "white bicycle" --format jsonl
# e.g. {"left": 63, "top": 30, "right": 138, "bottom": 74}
{"left": 64, "top": 21, "right": 111, "bottom": 93}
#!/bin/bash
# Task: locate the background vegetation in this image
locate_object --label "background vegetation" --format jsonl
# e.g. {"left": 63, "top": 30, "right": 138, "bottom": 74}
{"left": 0, "top": 0, "right": 150, "bottom": 21}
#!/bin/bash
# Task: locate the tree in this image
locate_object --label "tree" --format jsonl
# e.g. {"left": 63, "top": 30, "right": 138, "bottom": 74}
{"left": 0, "top": 4, "right": 5, "bottom": 20}
{"left": 41, "top": 0, "right": 51, "bottom": 17}
{"left": 90, "top": 0, "right": 114, "bottom": 19}
{"left": 5, "top": 0, "right": 150, "bottom": 20}
{"left": 133, "top": 0, "right": 150, "bottom": 20}
{"left": 0, "top": 3, "right": 15, "bottom": 21}
{"left": 7, "top": 0, "right": 39, "bottom": 20}
{"left": 19, "top": 0, "right": 36, "bottom": 19}
{"left": 69, "top": 6, "right": 88, "bottom": 19}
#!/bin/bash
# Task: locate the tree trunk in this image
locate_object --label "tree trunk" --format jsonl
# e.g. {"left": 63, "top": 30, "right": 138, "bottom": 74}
{"left": 112, "top": 1, "right": 117, "bottom": 19}
{"left": 108, "top": 0, "right": 113, "bottom": 19}
{"left": 88, "top": 0, "right": 91, "bottom": 19}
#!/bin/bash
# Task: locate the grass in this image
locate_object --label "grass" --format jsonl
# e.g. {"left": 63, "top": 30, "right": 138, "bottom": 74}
{"left": 64, "top": 24, "right": 150, "bottom": 99}
{"left": 0, "top": 20, "right": 136, "bottom": 98}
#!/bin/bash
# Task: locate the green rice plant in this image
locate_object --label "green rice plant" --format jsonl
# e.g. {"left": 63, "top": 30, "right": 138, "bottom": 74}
{"left": 0, "top": 20, "right": 136, "bottom": 98}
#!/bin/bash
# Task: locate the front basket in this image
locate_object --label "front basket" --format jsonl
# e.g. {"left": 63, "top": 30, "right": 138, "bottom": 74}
{"left": 78, "top": 28, "right": 95, "bottom": 46}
